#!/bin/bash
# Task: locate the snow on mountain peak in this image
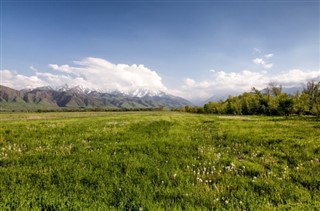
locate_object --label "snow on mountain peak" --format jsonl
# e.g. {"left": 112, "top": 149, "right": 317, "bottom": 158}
{"left": 55, "top": 84, "right": 92, "bottom": 94}
{"left": 128, "top": 89, "right": 165, "bottom": 97}
{"left": 32, "top": 84, "right": 167, "bottom": 98}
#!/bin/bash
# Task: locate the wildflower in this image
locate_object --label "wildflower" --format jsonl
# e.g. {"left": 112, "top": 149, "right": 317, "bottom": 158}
{"left": 196, "top": 177, "right": 203, "bottom": 183}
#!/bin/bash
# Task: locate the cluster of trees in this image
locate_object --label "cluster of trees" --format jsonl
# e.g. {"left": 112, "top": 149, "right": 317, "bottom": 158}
{"left": 179, "top": 81, "right": 320, "bottom": 116}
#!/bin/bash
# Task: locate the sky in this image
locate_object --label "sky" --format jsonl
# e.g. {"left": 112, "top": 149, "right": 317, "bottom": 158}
{"left": 1, "top": 0, "right": 319, "bottom": 102}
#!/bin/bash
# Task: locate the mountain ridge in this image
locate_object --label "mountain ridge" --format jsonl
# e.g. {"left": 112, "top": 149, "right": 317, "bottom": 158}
{"left": 0, "top": 85, "right": 192, "bottom": 111}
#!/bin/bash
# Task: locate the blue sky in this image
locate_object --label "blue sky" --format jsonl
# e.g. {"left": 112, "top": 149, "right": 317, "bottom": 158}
{"left": 1, "top": 0, "right": 319, "bottom": 101}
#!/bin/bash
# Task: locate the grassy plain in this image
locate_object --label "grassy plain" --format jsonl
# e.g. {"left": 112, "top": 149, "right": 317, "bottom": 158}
{"left": 0, "top": 112, "right": 319, "bottom": 210}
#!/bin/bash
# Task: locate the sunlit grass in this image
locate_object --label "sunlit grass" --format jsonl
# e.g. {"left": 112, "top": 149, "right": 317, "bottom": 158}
{"left": 0, "top": 112, "right": 319, "bottom": 209}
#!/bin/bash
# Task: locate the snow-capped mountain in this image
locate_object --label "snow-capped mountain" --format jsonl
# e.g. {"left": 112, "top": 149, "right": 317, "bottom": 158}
{"left": 0, "top": 85, "right": 192, "bottom": 111}
{"left": 128, "top": 89, "right": 165, "bottom": 98}
{"left": 56, "top": 84, "right": 92, "bottom": 94}
{"left": 53, "top": 85, "right": 167, "bottom": 98}
{"left": 53, "top": 85, "right": 170, "bottom": 98}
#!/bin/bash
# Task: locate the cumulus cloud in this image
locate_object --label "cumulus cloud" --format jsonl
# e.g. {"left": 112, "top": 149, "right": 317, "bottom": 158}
{"left": 173, "top": 69, "right": 320, "bottom": 101}
{"left": 0, "top": 69, "right": 47, "bottom": 89}
{"left": 1, "top": 57, "right": 167, "bottom": 93}
{"left": 270, "top": 69, "right": 320, "bottom": 86}
{"left": 253, "top": 57, "right": 273, "bottom": 69}
{"left": 1, "top": 57, "right": 320, "bottom": 102}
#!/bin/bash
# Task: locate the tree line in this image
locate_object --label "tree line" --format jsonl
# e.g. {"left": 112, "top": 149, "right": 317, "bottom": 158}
{"left": 174, "top": 80, "right": 320, "bottom": 116}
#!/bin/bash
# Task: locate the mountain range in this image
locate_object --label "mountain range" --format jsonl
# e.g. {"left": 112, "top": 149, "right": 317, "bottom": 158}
{"left": 0, "top": 85, "right": 192, "bottom": 111}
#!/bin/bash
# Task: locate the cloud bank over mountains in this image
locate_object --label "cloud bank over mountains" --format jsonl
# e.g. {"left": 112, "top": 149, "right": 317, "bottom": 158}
{"left": 1, "top": 57, "right": 167, "bottom": 93}
{"left": 177, "top": 69, "right": 320, "bottom": 101}
{"left": 1, "top": 57, "right": 319, "bottom": 102}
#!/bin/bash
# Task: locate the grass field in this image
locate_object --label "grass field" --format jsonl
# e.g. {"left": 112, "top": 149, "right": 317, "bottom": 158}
{"left": 0, "top": 112, "right": 319, "bottom": 210}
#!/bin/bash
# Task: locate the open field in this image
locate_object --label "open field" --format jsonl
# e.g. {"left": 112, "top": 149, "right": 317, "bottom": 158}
{"left": 0, "top": 112, "right": 319, "bottom": 210}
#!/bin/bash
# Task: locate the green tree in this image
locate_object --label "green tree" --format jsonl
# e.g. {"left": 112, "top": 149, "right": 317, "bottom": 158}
{"left": 277, "top": 94, "right": 294, "bottom": 117}
{"left": 204, "top": 101, "right": 226, "bottom": 114}
{"left": 184, "top": 105, "right": 196, "bottom": 113}
{"left": 303, "top": 80, "right": 320, "bottom": 115}
{"left": 293, "top": 92, "right": 309, "bottom": 115}
{"left": 267, "top": 82, "right": 283, "bottom": 97}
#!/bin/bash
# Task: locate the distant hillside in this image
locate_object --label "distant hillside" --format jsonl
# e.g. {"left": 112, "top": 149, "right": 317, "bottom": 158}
{"left": 0, "top": 85, "right": 192, "bottom": 111}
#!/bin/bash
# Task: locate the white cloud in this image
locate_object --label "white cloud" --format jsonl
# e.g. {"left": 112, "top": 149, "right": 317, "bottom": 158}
{"left": 184, "top": 78, "right": 196, "bottom": 87}
{"left": 1, "top": 57, "right": 167, "bottom": 93}
{"left": 270, "top": 69, "right": 320, "bottom": 86}
{"left": 173, "top": 69, "right": 320, "bottom": 101}
{"left": 264, "top": 53, "right": 274, "bottom": 58}
{"left": 253, "top": 57, "right": 273, "bottom": 69}
{"left": 1, "top": 57, "right": 320, "bottom": 102}
{"left": 1, "top": 69, "right": 47, "bottom": 89}
{"left": 253, "top": 58, "right": 264, "bottom": 65}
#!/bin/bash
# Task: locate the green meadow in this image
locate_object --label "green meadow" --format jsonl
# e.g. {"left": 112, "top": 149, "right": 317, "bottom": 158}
{"left": 0, "top": 112, "right": 319, "bottom": 210}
